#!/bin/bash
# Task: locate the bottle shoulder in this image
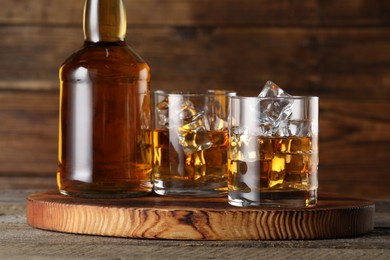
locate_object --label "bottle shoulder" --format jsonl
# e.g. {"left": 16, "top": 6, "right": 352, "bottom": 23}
{"left": 60, "top": 42, "right": 150, "bottom": 78}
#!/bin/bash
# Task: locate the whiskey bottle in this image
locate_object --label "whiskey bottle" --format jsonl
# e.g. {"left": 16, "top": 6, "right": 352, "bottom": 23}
{"left": 57, "top": 0, "right": 152, "bottom": 198}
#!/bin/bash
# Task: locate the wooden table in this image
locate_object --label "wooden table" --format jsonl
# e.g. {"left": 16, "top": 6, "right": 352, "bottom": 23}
{"left": 1, "top": 190, "right": 389, "bottom": 259}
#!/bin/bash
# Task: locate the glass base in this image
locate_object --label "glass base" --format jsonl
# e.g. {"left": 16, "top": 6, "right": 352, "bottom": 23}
{"left": 59, "top": 190, "right": 152, "bottom": 199}
{"left": 154, "top": 179, "right": 227, "bottom": 197}
{"left": 58, "top": 181, "right": 153, "bottom": 199}
{"left": 228, "top": 189, "right": 317, "bottom": 208}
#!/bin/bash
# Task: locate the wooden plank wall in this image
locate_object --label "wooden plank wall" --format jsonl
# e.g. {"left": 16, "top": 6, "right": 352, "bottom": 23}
{"left": 0, "top": 0, "right": 389, "bottom": 199}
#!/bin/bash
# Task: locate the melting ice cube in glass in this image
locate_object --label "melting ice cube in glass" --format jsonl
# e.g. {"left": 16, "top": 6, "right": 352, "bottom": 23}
{"left": 155, "top": 97, "right": 169, "bottom": 128}
{"left": 170, "top": 97, "right": 213, "bottom": 155}
{"left": 278, "top": 119, "right": 312, "bottom": 137}
{"left": 257, "top": 81, "right": 294, "bottom": 135}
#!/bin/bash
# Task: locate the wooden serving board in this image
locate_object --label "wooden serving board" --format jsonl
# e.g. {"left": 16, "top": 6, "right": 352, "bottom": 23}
{"left": 26, "top": 191, "right": 374, "bottom": 240}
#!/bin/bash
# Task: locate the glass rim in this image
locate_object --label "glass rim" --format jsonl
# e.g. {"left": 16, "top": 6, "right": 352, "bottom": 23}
{"left": 154, "top": 89, "right": 237, "bottom": 97}
{"left": 230, "top": 95, "right": 319, "bottom": 101}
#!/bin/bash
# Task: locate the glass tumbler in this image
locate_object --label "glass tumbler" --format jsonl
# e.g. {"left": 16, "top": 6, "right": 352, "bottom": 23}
{"left": 152, "top": 90, "right": 236, "bottom": 197}
{"left": 228, "top": 96, "right": 319, "bottom": 207}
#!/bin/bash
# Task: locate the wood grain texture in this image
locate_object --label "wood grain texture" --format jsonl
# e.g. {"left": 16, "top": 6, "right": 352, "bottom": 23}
{"left": 0, "top": 174, "right": 56, "bottom": 190}
{"left": 1, "top": 26, "right": 390, "bottom": 98}
{"left": 26, "top": 191, "right": 374, "bottom": 240}
{"left": 0, "top": 91, "right": 57, "bottom": 173}
{"left": 1, "top": 0, "right": 389, "bottom": 26}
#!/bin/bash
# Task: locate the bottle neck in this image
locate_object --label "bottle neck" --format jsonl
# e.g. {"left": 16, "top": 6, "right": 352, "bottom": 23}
{"left": 83, "top": 0, "right": 127, "bottom": 43}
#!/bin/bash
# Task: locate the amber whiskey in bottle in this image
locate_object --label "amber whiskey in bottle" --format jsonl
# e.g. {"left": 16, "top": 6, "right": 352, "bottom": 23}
{"left": 57, "top": 0, "right": 152, "bottom": 198}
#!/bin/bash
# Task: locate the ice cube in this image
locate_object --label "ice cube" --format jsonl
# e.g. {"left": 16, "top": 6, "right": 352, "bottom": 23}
{"left": 177, "top": 99, "right": 198, "bottom": 124}
{"left": 162, "top": 96, "right": 213, "bottom": 154}
{"left": 156, "top": 97, "right": 169, "bottom": 128}
{"left": 230, "top": 126, "right": 263, "bottom": 162}
{"left": 269, "top": 154, "right": 286, "bottom": 188}
{"left": 285, "top": 153, "right": 306, "bottom": 174}
{"left": 278, "top": 119, "right": 312, "bottom": 137}
{"left": 259, "top": 81, "right": 293, "bottom": 99}
{"left": 177, "top": 119, "right": 213, "bottom": 155}
{"left": 259, "top": 138, "right": 274, "bottom": 161}
{"left": 249, "top": 124, "right": 273, "bottom": 137}
{"left": 185, "top": 151, "right": 207, "bottom": 181}
{"left": 257, "top": 81, "right": 294, "bottom": 135}
{"left": 175, "top": 99, "right": 212, "bottom": 154}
